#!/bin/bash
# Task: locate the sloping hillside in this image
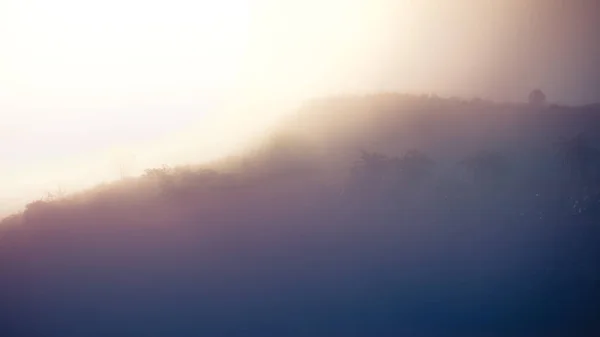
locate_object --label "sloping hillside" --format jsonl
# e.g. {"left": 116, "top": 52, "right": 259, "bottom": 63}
{"left": 1, "top": 94, "right": 600, "bottom": 337}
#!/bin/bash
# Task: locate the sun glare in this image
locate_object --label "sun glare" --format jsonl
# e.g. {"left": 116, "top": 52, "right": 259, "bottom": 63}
{"left": 0, "top": 0, "right": 420, "bottom": 215}
{"left": 2, "top": 0, "right": 251, "bottom": 93}
{"left": 0, "top": 0, "right": 255, "bottom": 213}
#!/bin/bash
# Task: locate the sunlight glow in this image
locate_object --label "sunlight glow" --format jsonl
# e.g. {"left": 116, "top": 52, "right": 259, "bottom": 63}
{"left": 0, "top": 0, "right": 485, "bottom": 215}
{"left": 0, "top": 0, "right": 255, "bottom": 214}
{"left": 1, "top": 0, "right": 423, "bottom": 215}
{"left": 2, "top": 0, "right": 250, "bottom": 93}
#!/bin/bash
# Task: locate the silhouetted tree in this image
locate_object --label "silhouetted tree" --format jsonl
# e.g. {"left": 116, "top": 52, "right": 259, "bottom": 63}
{"left": 528, "top": 89, "right": 547, "bottom": 107}
{"left": 393, "top": 150, "right": 435, "bottom": 184}
{"left": 23, "top": 199, "right": 52, "bottom": 224}
{"left": 143, "top": 165, "right": 175, "bottom": 196}
{"left": 348, "top": 149, "right": 434, "bottom": 208}
{"left": 258, "top": 131, "right": 318, "bottom": 176}
{"left": 351, "top": 150, "right": 392, "bottom": 191}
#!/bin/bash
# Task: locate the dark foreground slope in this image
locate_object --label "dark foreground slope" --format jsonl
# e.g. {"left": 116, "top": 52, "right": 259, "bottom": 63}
{"left": 2, "top": 95, "right": 600, "bottom": 337}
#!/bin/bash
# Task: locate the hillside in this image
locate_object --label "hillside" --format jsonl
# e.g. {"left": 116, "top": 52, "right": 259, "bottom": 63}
{"left": 1, "top": 94, "right": 600, "bottom": 337}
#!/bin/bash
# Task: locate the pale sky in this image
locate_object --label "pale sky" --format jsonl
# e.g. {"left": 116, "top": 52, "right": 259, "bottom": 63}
{"left": 1, "top": 0, "right": 599, "bottom": 216}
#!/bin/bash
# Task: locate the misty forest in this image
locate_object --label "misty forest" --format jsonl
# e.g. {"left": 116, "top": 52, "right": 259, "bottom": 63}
{"left": 1, "top": 93, "right": 600, "bottom": 336}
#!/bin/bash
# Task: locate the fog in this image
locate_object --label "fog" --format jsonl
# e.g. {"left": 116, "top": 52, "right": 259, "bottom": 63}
{"left": 2, "top": 94, "right": 600, "bottom": 336}
{"left": 1, "top": 1, "right": 600, "bottom": 334}
{"left": 1, "top": 0, "right": 599, "bottom": 212}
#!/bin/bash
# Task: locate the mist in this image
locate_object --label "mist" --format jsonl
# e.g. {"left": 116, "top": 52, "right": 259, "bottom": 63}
{"left": 3, "top": 93, "right": 600, "bottom": 336}
{"left": 1, "top": 0, "right": 600, "bottom": 333}
{"left": 2, "top": 0, "right": 600, "bottom": 215}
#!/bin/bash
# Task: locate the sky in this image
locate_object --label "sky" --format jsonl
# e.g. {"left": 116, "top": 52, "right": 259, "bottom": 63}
{"left": 1, "top": 0, "right": 599, "bottom": 215}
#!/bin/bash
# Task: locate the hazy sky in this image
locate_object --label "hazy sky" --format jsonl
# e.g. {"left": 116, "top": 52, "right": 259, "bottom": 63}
{"left": 1, "top": 0, "right": 599, "bottom": 215}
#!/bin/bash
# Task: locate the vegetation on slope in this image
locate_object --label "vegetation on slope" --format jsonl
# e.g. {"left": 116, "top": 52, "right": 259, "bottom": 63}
{"left": 1, "top": 93, "right": 600, "bottom": 336}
